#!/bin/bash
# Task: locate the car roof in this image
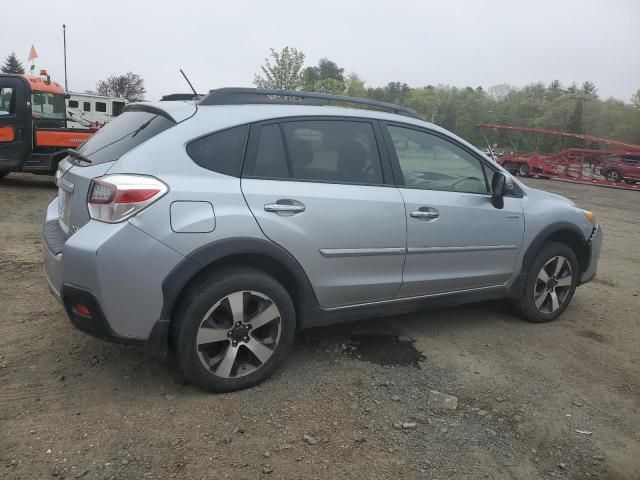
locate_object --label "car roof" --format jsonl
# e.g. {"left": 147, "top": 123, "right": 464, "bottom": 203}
{"left": 128, "top": 101, "right": 489, "bottom": 162}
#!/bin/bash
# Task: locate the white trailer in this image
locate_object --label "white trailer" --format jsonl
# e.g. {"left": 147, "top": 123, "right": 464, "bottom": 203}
{"left": 65, "top": 92, "right": 127, "bottom": 129}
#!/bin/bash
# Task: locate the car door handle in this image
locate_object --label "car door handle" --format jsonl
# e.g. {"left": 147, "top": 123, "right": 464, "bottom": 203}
{"left": 410, "top": 209, "right": 439, "bottom": 220}
{"left": 264, "top": 202, "right": 305, "bottom": 213}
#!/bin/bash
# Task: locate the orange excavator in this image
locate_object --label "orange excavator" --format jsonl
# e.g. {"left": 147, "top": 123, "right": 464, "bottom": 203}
{"left": 0, "top": 70, "right": 96, "bottom": 178}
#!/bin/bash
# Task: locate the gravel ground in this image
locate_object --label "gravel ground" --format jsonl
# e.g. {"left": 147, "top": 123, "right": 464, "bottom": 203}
{"left": 0, "top": 174, "right": 638, "bottom": 480}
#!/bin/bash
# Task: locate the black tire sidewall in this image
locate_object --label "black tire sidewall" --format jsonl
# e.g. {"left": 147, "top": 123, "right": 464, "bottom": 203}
{"left": 176, "top": 268, "right": 296, "bottom": 393}
{"left": 519, "top": 242, "right": 579, "bottom": 323}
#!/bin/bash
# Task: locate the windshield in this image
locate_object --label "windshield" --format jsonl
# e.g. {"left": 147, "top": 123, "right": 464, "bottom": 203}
{"left": 31, "top": 92, "right": 66, "bottom": 119}
{"left": 75, "top": 110, "right": 175, "bottom": 164}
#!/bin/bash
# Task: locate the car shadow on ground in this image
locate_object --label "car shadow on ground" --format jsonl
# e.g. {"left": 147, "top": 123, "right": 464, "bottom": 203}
{"left": 62, "top": 298, "right": 520, "bottom": 399}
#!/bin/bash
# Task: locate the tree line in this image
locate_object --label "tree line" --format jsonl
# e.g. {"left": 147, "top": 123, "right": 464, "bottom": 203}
{"left": 2, "top": 51, "right": 146, "bottom": 102}
{"left": 254, "top": 47, "right": 640, "bottom": 149}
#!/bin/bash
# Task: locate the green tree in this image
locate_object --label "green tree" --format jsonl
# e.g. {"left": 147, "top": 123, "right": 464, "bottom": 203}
{"left": 303, "top": 58, "right": 345, "bottom": 92}
{"left": 581, "top": 81, "right": 598, "bottom": 98}
{"left": 344, "top": 73, "right": 367, "bottom": 98}
{"left": 254, "top": 47, "right": 305, "bottom": 91}
{"left": 1, "top": 52, "right": 25, "bottom": 74}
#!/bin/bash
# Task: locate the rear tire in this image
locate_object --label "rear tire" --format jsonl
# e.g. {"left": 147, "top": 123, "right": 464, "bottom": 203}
{"left": 175, "top": 267, "right": 296, "bottom": 392}
{"left": 515, "top": 242, "right": 579, "bottom": 323}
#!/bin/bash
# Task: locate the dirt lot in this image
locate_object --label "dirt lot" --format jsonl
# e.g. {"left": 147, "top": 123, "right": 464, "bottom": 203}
{"left": 1, "top": 174, "right": 638, "bottom": 480}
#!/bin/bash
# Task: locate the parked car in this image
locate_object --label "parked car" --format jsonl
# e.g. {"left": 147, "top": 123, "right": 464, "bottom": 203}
{"left": 43, "top": 88, "right": 602, "bottom": 392}
{"left": 600, "top": 153, "right": 640, "bottom": 183}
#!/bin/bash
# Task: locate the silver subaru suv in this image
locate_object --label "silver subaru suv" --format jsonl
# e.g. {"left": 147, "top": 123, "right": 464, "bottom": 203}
{"left": 43, "top": 88, "right": 602, "bottom": 392}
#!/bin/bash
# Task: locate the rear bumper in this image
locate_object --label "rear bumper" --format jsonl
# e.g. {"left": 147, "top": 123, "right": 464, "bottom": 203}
{"left": 579, "top": 225, "right": 602, "bottom": 285}
{"left": 43, "top": 197, "right": 185, "bottom": 356}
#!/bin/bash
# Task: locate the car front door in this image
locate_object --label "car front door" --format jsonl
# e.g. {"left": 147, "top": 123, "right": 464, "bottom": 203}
{"left": 0, "top": 76, "right": 30, "bottom": 171}
{"left": 382, "top": 123, "right": 525, "bottom": 298}
{"left": 241, "top": 118, "right": 406, "bottom": 308}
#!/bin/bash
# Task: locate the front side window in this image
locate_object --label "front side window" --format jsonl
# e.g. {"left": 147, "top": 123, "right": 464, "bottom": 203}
{"left": 31, "top": 92, "right": 66, "bottom": 119}
{"left": 387, "top": 125, "right": 488, "bottom": 194}
{"left": 0, "top": 87, "right": 14, "bottom": 116}
{"left": 187, "top": 125, "right": 249, "bottom": 176}
{"left": 281, "top": 120, "right": 383, "bottom": 184}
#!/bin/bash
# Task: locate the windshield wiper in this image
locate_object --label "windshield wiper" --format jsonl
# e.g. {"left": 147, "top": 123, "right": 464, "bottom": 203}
{"left": 54, "top": 148, "right": 93, "bottom": 164}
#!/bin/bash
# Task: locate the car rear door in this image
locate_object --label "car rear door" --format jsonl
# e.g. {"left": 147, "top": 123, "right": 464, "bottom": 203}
{"left": 0, "top": 76, "right": 30, "bottom": 171}
{"left": 382, "top": 122, "right": 525, "bottom": 298}
{"left": 241, "top": 118, "right": 406, "bottom": 308}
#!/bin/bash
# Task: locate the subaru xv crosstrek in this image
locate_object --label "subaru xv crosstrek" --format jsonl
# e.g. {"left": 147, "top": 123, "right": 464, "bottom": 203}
{"left": 43, "top": 88, "right": 602, "bottom": 392}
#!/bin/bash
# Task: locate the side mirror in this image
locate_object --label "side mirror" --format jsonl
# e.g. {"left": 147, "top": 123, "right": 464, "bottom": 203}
{"left": 491, "top": 171, "right": 514, "bottom": 209}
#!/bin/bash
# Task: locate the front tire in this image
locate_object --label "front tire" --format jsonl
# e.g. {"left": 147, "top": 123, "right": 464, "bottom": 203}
{"left": 605, "top": 169, "right": 622, "bottom": 183}
{"left": 515, "top": 242, "right": 579, "bottom": 323}
{"left": 175, "top": 267, "right": 296, "bottom": 392}
{"left": 518, "top": 164, "right": 530, "bottom": 177}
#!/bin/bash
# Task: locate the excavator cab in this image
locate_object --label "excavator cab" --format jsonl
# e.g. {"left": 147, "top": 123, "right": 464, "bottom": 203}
{"left": 0, "top": 72, "right": 94, "bottom": 178}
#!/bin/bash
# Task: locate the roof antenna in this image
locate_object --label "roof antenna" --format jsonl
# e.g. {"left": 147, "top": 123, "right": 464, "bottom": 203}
{"left": 180, "top": 69, "right": 198, "bottom": 98}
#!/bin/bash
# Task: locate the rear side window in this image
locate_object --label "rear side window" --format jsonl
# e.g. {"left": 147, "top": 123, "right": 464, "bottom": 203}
{"left": 281, "top": 120, "right": 383, "bottom": 184}
{"left": 252, "top": 124, "right": 289, "bottom": 178}
{"left": 83, "top": 102, "right": 91, "bottom": 112}
{"left": 68, "top": 99, "right": 79, "bottom": 108}
{"left": 187, "top": 125, "right": 249, "bottom": 176}
{"left": 96, "top": 102, "right": 107, "bottom": 113}
{"left": 76, "top": 110, "right": 175, "bottom": 165}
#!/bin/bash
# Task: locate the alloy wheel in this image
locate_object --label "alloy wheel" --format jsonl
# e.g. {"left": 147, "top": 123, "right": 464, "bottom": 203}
{"left": 606, "top": 170, "right": 621, "bottom": 182}
{"left": 196, "top": 291, "right": 281, "bottom": 378}
{"left": 533, "top": 256, "right": 573, "bottom": 314}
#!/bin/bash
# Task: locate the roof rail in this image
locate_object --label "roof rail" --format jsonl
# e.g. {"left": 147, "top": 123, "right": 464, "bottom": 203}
{"left": 161, "top": 93, "right": 202, "bottom": 101}
{"left": 197, "top": 87, "right": 424, "bottom": 120}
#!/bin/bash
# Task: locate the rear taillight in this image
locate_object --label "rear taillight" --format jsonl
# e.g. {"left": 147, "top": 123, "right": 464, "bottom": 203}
{"left": 87, "top": 174, "right": 168, "bottom": 223}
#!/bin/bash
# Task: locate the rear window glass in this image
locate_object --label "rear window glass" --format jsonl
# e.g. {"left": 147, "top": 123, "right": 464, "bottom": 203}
{"left": 187, "top": 125, "right": 249, "bottom": 176}
{"left": 76, "top": 110, "right": 175, "bottom": 165}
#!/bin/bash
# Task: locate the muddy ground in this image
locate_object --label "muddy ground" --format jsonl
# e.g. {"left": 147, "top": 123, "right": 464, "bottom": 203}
{"left": 0, "top": 174, "right": 638, "bottom": 480}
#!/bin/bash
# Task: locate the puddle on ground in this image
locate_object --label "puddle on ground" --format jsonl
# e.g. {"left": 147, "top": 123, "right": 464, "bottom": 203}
{"left": 344, "top": 335, "right": 425, "bottom": 368}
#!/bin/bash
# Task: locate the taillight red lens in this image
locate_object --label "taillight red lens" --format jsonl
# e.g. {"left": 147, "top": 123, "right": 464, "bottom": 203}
{"left": 87, "top": 175, "right": 168, "bottom": 223}
{"left": 115, "top": 188, "right": 161, "bottom": 204}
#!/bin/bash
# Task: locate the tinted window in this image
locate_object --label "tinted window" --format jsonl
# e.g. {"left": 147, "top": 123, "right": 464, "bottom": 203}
{"left": 76, "top": 110, "right": 175, "bottom": 165}
{"left": 187, "top": 125, "right": 248, "bottom": 176}
{"left": 96, "top": 102, "right": 107, "bottom": 113}
{"left": 388, "top": 125, "right": 488, "bottom": 194}
{"left": 68, "top": 100, "right": 79, "bottom": 108}
{"left": 112, "top": 101, "right": 125, "bottom": 117}
{"left": 0, "top": 87, "right": 14, "bottom": 115}
{"left": 252, "top": 124, "right": 289, "bottom": 178}
{"left": 281, "top": 120, "right": 383, "bottom": 184}
{"left": 83, "top": 102, "right": 91, "bottom": 112}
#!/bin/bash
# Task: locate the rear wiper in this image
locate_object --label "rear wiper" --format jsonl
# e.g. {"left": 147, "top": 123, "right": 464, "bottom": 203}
{"left": 131, "top": 117, "right": 154, "bottom": 138}
{"left": 54, "top": 148, "right": 93, "bottom": 164}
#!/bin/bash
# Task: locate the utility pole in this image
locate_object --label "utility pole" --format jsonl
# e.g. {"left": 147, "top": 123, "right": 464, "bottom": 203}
{"left": 63, "top": 24, "right": 68, "bottom": 93}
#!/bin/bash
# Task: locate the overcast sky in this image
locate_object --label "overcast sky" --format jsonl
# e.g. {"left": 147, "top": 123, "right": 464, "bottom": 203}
{"left": 2, "top": 0, "right": 639, "bottom": 101}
